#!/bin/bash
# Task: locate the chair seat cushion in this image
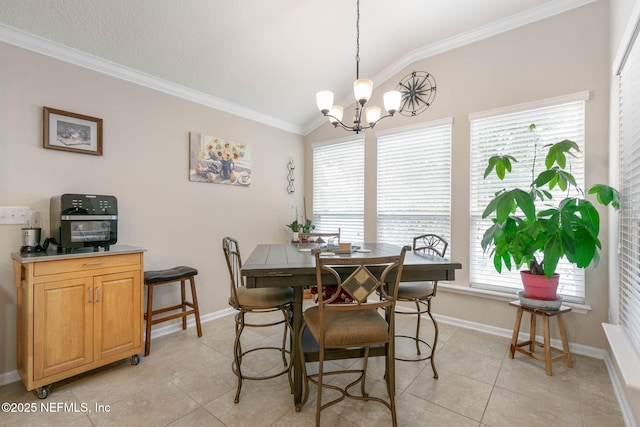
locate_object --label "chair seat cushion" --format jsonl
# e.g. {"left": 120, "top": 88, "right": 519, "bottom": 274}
{"left": 397, "top": 281, "right": 435, "bottom": 299}
{"left": 144, "top": 266, "right": 198, "bottom": 284}
{"left": 235, "top": 286, "right": 293, "bottom": 308}
{"left": 304, "top": 306, "right": 389, "bottom": 347}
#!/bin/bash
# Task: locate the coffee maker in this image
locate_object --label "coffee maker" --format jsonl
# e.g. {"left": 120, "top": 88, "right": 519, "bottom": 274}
{"left": 20, "top": 210, "right": 43, "bottom": 254}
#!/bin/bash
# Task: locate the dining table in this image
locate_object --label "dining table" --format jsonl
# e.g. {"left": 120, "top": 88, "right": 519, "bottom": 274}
{"left": 241, "top": 242, "right": 462, "bottom": 408}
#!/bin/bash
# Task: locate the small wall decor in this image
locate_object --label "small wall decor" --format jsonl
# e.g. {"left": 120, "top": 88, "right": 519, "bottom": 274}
{"left": 396, "top": 71, "right": 437, "bottom": 117}
{"left": 189, "top": 132, "right": 251, "bottom": 186}
{"left": 287, "top": 157, "right": 295, "bottom": 194}
{"left": 43, "top": 107, "right": 103, "bottom": 155}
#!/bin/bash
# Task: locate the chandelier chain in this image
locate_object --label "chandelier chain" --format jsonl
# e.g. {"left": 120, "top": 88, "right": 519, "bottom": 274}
{"left": 355, "top": 0, "right": 360, "bottom": 80}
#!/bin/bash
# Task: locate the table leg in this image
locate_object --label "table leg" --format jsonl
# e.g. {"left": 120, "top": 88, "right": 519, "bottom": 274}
{"left": 509, "top": 307, "right": 523, "bottom": 359}
{"left": 543, "top": 316, "right": 552, "bottom": 376}
{"left": 529, "top": 312, "right": 537, "bottom": 353}
{"left": 292, "top": 286, "right": 303, "bottom": 407}
{"left": 557, "top": 313, "right": 573, "bottom": 368}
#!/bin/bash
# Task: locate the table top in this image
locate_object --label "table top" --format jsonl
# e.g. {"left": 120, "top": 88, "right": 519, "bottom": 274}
{"left": 241, "top": 242, "right": 462, "bottom": 286}
{"left": 11, "top": 245, "right": 146, "bottom": 263}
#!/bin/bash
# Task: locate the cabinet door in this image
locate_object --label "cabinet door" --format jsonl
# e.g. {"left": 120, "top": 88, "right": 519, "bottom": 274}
{"left": 94, "top": 271, "right": 142, "bottom": 361}
{"left": 33, "top": 278, "right": 93, "bottom": 380}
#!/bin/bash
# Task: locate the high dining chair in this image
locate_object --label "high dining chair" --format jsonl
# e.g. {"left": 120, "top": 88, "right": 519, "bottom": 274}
{"left": 395, "top": 233, "right": 448, "bottom": 378}
{"left": 222, "top": 237, "right": 294, "bottom": 403}
{"left": 298, "top": 246, "right": 408, "bottom": 427}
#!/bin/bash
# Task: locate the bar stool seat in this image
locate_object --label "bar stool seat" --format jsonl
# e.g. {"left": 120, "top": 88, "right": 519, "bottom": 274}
{"left": 144, "top": 266, "right": 202, "bottom": 356}
{"left": 508, "top": 300, "right": 572, "bottom": 375}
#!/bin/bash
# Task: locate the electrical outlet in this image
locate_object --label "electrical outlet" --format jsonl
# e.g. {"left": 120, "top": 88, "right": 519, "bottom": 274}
{"left": 0, "top": 207, "right": 32, "bottom": 225}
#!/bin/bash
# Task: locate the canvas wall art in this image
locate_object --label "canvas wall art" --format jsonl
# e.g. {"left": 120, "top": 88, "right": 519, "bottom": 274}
{"left": 189, "top": 132, "right": 251, "bottom": 186}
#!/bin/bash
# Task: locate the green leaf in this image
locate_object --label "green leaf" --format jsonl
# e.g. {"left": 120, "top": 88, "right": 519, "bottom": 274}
{"left": 485, "top": 155, "right": 517, "bottom": 180}
{"left": 588, "top": 184, "right": 621, "bottom": 209}
{"left": 545, "top": 139, "right": 580, "bottom": 169}
{"left": 542, "top": 234, "right": 562, "bottom": 278}
{"left": 513, "top": 189, "right": 535, "bottom": 221}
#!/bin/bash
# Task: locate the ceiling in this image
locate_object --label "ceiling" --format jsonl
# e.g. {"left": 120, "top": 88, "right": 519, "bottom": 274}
{"left": 0, "top": 0, "right": 595, "bottom": 135}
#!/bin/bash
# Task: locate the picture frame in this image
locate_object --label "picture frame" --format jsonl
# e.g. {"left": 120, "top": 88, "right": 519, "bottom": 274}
{"left": 43, "top": 107, "right": 103, "bottom": 155}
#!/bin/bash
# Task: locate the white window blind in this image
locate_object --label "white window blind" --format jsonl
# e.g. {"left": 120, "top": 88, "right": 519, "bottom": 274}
{"left": 312, "top": 139, "right": 364, "bottom": 243}
{"left": 377, "top": 122, "right": 452, "bottom": 246}
{"left": 618, "top": 29, "right": 640, "bottom": 355}
{"left": 469, "top": 96, "right": 587, "bottom": 301}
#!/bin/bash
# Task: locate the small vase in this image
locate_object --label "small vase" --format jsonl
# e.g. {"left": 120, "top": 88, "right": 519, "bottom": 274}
{"left": 220, "top": 160, "right": 234, "bottom": 180}
{"left": 292, "top": 231, "right": 299, "bottom": 243}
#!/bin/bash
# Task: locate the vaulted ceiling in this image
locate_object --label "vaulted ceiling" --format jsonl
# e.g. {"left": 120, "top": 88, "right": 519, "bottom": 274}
{"left": 0, "top": 0, "right": 596, "bottom": 134}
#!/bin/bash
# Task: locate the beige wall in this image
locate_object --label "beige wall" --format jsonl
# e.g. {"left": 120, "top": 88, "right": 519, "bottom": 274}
{"left": 307, "top": 1, "right": 612, "bottom": 348}
{"left": 0, "top": 42, "right": 305, "bottom": 377}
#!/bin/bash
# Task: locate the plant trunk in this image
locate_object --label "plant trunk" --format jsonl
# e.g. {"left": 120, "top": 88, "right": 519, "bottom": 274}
{"left": 529, "top": 260, "right": 545, "bottom": 276}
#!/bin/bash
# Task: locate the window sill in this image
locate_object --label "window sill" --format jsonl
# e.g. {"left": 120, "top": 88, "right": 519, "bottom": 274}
{"left": 602, "top": 323, "right": 640, "bottom": 391}
{"left": 438, "top": 282, "right": 592, "bottom": 314}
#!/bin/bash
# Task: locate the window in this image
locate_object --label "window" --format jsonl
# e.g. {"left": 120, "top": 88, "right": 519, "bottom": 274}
{"left": 312, "top": 138, "right": 364, "bottom": 243}
{"left": 377, "top": 120, "right": 452, "bottom": 246}
{"left": 618, "top": 28, "right": 640, "bottom": 355}
{"left": 469, "top": 93, "right": 588, "bottom": 302}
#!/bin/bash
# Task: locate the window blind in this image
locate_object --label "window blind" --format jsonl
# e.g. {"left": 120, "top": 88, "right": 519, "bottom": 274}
{"left": 312, "top": 139, "right": 365, "bottom": 243}
{"left": 377, "top": 122, "right": 452, "bottom": 246}
{"left": 469, "top": 97, "right": 587, "bottom": 301}
{"left": 618, "top": 29, "right": 640, "bottom": 355}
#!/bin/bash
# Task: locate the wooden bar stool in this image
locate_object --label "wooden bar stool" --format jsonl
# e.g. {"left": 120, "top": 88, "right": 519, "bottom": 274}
{"left": 144, "top": 266, "right": 202, "bottom": 356}
{"left": 508, "top": 301, "right": 572, "bottom": 375}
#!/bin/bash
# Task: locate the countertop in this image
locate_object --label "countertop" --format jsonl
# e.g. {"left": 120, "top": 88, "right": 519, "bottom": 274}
{"left": 11, "top": 245, "right": 146, "bottom": 263}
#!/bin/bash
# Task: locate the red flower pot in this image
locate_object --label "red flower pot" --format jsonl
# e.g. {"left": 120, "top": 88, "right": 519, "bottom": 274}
{"left": 520, "top": 270, "right": 559, "bottom": 300}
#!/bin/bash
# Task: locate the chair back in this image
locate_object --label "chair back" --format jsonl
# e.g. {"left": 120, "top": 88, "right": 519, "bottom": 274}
{"left": 412, "top": 234, "right": 448, "bottom": 258}
{"left": 313, "top": 247, "right": 408, "bottom": 339}
{"left": 223, "top": 236, "right": 243, "bottom": 309}
{"left": 300, "top": 229, "right": 340, "bottom": 245}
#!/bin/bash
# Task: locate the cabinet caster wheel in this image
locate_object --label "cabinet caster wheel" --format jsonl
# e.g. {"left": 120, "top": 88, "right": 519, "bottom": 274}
{"left": 129, "top": 354, "right": 141, "bottom": 365}
{"left": 35, "top": 385, "right": 51, "bottom": 399}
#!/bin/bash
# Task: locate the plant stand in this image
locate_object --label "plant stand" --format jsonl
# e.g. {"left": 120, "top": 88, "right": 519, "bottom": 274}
{"left": 508, "top": 301, "right": 573, "bottom": 375}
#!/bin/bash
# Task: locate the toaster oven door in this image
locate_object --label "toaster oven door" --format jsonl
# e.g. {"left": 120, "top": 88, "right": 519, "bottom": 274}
{"left": 68, "top": 219, "right": 112, "bottom": 243}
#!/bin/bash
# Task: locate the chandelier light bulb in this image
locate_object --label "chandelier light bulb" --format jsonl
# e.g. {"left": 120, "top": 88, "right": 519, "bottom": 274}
{"left": 316, "top": 91, "right": 334, "bottom": 114}
{"left": 353, "top": 79, "right": 373, "bottom": 104}
{"left": 329, "top": 105, "right": 344, "bottom": 124}
{"left": 365, "top": 106, "right": 381, "bottom": 125}
{"left": 384, "top": 90, "right": 401, "bottom": 114}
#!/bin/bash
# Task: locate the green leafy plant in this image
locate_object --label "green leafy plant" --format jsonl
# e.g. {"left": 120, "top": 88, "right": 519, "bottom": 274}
{"left": 286, "top": 220, "right": 302, "bottom": 232}
{"left": 301, "top": 219, "right": 315, "bottom": 233}
{"left": 481, "top": 124, "right": 620, "bottom": 278}
{"left": 286, "top": 219, "right": 315, "bottom": 233}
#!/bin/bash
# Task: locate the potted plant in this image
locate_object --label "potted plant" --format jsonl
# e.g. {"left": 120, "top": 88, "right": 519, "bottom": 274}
{"left": 286, "top": 219, "right": 302, "bottom": 242}
{"left": 480, "top": 124, "right": 620, "bottom": 300}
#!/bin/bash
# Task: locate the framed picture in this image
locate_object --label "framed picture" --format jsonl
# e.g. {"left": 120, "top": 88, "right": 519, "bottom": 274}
{"left": 43, "top": 107, "right": 103, "bottom": 155}
{"left": 189, "top": 132, "right": 251, "bottom": 186}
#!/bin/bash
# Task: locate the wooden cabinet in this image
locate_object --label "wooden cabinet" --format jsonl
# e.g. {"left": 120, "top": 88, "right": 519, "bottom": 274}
{"left": 13, "top": 248, "right": 144, "bottom": 395}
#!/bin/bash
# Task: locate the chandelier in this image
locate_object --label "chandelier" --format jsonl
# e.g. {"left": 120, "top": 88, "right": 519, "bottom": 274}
{"left": 316, "top": 0, "right": 400, "bottom": 134}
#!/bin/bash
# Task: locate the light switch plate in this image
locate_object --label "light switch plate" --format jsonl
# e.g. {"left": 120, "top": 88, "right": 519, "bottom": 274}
{"left": 0, "top": 207, "right": 32, "bottom": 225}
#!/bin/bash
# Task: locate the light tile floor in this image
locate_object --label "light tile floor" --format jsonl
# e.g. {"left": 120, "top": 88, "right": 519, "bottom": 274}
{"left": 0, "top": 303, "right": 626, "bottom": 427}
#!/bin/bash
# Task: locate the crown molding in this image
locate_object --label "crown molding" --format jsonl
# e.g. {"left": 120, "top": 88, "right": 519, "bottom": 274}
{"left": 0, "top": 23, "right": 305, "bottom": 135}
{"left": 0, "top": 0, "right": 597, "bottom": 137}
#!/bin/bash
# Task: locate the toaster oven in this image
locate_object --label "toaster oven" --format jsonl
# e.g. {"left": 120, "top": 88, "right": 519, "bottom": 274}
{"left": 50, "top": 194, "right": 118, "bottom": 253}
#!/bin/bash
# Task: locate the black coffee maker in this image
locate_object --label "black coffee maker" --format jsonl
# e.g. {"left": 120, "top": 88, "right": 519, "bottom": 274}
{"left": 20, "top": 210, "right": 43, "bottom": 254}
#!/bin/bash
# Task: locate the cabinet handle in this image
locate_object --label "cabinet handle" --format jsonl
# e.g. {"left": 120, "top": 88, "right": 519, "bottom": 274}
{"left": 96, "top": 287, "right": 101, "bottom": 302}
{"left": 89, "top": 287, "right": 93, "bottom": 303}
{"left": 84, "top": 262, "right": 104, "bottom": 267}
